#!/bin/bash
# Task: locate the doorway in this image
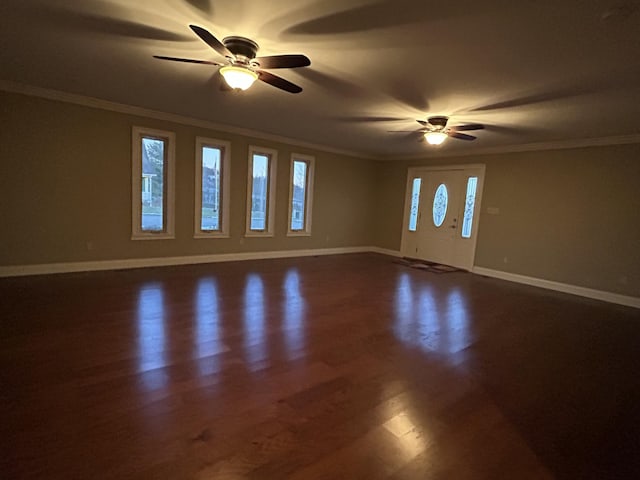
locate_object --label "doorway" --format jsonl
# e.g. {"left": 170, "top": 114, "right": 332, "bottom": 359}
{"left": 400, "top": 165, "right": 485, "bottom": 270}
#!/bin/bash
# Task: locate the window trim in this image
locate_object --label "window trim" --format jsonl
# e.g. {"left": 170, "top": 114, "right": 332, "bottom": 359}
{"left": 131, "top": 126, "right": 175, "bottom": 240}
{"left": 287, "top": 153, "right": 315, "bottom": 237}
{"left": 245, "top": 145, "right": 277, "bottom": 237}
{"left": 194, "top": 137, "right": 231, "bottom": 239}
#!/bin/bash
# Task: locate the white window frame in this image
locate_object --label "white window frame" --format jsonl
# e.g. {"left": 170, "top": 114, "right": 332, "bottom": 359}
{"left": 245, "top": 146, "right": 277, "bottom": 237}
{"left": 131, "top": 126, "right": 175, "bottom": 240}
{"left": 194, "top": 137, "right": 231, "bottom": 238}
{"left": 287, "top": 153, "right": 315, "bottom": 236}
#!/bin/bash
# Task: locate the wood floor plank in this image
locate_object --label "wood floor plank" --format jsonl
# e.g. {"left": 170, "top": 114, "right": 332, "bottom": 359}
{"left": 1, "top": 253, "right": 639, "bottom": 479}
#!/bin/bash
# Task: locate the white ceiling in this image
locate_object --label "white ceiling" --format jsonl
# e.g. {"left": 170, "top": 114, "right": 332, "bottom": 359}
{"left": 1, "top": 0, "right": 639, "bottom": 158}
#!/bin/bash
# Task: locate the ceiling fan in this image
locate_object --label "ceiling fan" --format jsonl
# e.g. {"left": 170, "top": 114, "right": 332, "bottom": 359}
{"left": 154, "top": 25, "right": 310, "bottom": 94}
{"left": 389, "top": 116, "right": 485, "bottom": 145}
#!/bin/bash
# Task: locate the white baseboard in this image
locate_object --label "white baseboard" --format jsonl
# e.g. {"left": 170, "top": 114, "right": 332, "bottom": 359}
{"left": 369, "top": 247, "right": 403, "bottom": 258}
{"left": 0, "top": 246, "right": 372, "bottom": 278}
{"left": 472, "top": 266, "right": 640, "bottom": 309}
{"left": 3, "top": 250, "right": 636, "bottom": 309}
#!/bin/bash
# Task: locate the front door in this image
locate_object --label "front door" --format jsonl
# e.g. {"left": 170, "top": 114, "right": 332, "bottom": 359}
{"left": 416, "top": 170, "right": 463, "bottom": 265}
{"left": 400, "top": 166, "right": 484, "bottom": 270}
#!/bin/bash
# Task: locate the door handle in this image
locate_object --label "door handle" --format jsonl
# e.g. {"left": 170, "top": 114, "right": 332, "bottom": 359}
{"left": 449, "top": 225, "right": 457, "bottom": 229}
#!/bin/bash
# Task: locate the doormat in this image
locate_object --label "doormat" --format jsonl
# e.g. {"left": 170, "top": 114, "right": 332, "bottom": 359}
{"left": 393, "top": 258, "right": 462, "bottom": 274}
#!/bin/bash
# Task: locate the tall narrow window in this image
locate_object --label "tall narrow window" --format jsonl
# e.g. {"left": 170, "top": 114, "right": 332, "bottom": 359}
{"left": 461, "top": 176, "right": 478, "bottom": 239}
{"left": 288, "top": 154, "right": 315, "bottom": 236}
{"left": 246, "top": 146, "right": 277, "bottom": 236}
{"left": 195, "top": 137, "right": 231, "bottom": 238}
{"left": 251, "top": 154, "right": 269, "bottom": 231}
{"left": 132, "top": 127, "right": 175, "bottom": 240}
{"left": 408, "top": 177, "right": 422, "bottom": 232}
{"left": 142, "top": 137, "right": 165, "bottom": 232}
{"left": 290, "top": 161, "right": 306, "bottom": 230}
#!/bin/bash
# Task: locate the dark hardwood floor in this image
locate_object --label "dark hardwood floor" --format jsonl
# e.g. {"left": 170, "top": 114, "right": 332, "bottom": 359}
{"left": 1, "top": 253, "right": 639, "bottom": 479}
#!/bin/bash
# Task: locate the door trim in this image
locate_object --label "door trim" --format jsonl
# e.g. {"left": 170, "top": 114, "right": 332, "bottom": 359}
{"left": 400, "top": 164, "right": 486, "bottom": 270}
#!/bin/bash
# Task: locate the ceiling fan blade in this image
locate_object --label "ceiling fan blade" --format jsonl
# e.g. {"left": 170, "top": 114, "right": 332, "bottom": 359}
{"left": 257, "top": 71, "right": 303, "bottom": 93}
{"left": 190, "top": 25, "right": 233, "bottom": 58}
{"left": 153, "top": 55, "right": 222, "bottom": 66}
{"left": 449, "top": 132, "right": 477, "bottom": 141}
{"left": 451, "top": 123, "right": 485, "bottom": 131}
{"left": 416, "top": 120, "right": 428, "bottom": 127}
{"left": 254, "top": 54, "right": 311, "bottom": 69}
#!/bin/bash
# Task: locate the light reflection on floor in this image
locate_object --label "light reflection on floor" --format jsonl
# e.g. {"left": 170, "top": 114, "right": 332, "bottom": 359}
{"left": 243, "top": 274, "right": 267, "bottom": 368}
{"left": 417, "top": 285, "right": 439, "bottom": 351}
{"left": 283, "top": 268, "right": 306, "bottom": 360}
{"left": 382, "top": 410, "right": 429, "bottom": 463}
{"left": 195, "top": 277, "right": 222, "bottom": 376}
{"left": 136, "top": 282, "right": 168, "bottom": 390}
{"left": 393, "top": 273, "right": 471, "bottom": 361}
{"left": 445, "top": 289, "right": 471, "bottom": 356}
{"left": 393, "top": 272, "right": 415, "bottom": 343}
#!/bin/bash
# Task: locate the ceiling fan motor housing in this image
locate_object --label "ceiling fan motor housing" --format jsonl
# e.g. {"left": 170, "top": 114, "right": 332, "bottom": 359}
{"left": 223, "top": 36, "right": 259, "bottom": 62}
{"left": 428, "top": 116, "right": 449, "bottom": 129}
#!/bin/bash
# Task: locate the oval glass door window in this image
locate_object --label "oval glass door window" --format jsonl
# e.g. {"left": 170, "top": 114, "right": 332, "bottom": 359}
{"left": 432, "top": 183, "right": 448, "bottom": 227}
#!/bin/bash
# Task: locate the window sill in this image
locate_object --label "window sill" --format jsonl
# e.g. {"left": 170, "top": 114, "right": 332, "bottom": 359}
{"left": 286, "top": 231, "right": 311, "bottom": 237}
{"left": 194, "top": 232, "right": 230, "bottom": 239}
{"left": 244, "top": 232, "right": 274, "bottom": 238}
{"left": 131, "top": 233, "right": 175, "bottom": 241}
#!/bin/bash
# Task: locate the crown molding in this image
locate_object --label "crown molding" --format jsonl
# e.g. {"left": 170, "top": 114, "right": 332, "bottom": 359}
{"left": 3, "top": 80, "right": 639, "bottom": 162}
{"left": 0, "top": 80, "right": 378, "bottom": 161}
{"left": 387, "top": 133, "right": 640, "bottom": 161}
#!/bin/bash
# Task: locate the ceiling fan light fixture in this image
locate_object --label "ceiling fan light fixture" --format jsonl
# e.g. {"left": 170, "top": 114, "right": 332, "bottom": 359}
{"left": 425, "top": 131, "right": 447, "bottom": 145}
{"left": 220, "top": 65, "right": 258, "bottom": 90}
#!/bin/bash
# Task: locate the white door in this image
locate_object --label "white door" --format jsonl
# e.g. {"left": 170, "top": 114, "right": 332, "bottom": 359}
{"left": 401, "top": 166, "right": 484, "bottom": 270}
{"left": 416, "top": 170, "right": 463, "bottom": 265}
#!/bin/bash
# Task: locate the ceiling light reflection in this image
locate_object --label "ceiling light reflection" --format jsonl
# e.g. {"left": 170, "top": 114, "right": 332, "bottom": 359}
{"left": 382, "top": 410, "right": 429, "bottom": 463}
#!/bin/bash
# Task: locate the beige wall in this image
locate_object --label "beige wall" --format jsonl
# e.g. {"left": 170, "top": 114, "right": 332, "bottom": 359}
{"left": 373, "top": 144, "right": 640, "bottom": 297}
{"left": 2, "top": 90, "right": 639, "bottom": 298}
{"left": 0, "top": 91, "right": 376, "bottom": 265}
